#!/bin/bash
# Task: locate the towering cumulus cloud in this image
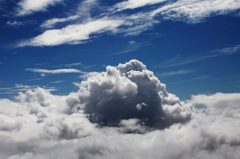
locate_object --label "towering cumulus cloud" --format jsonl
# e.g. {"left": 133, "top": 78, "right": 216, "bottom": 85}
{"left": 0, "top": 60, "right": 240, "bottom": 159}
{"left": 76, "top": 59, "right": 191, "bottom": 127}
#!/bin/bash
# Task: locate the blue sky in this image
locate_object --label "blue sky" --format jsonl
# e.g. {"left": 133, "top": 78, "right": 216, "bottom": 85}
{"left": 1, "top": 1, "right": 240, "bottom": 158}
{"left": 1, "top": 0, "right": 240, "bottom": 100}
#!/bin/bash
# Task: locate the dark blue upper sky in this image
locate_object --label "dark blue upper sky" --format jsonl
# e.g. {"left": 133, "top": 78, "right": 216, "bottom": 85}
{"left": 1, "top": 0, "right": 240, "bottom": 100}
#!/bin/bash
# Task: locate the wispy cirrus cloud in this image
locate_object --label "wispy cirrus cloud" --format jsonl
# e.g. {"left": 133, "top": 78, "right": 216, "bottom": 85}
{"left": 16, "top": 0, "right": 64, "bottom": 16}
{"left": 16, "top": 0, "right": 240, "bottom": 47}
{"left": 151, "top": 0, "right": 240, "bottom": 23}
{"left": 6, "top": 20, "right": 24, "bottom": 27}
{"left": 18, "top": 11, "right": 159, "bottom": 47}
{"left": 113, "top": 40, "right": 143, "bottom": 55}
{"left": 0, "top": 84, "right": 56, "bottom": 94}
{"left": 159, "top": 70, "right": 196, "bottom": 77}
{"left": 210, "top": 44, "right": 240, "bottom": 55}
{"left": 61, "top": 63, "right": 83, "bottom": 67}
{"left": 18, "top": 18, "right": 124, "bottom": 47}
{"left": 26, "top": 68, "right": 83, "bottom": 74}
{"left": 158, "top": 44, "right": 240, "bottom": 67}
{"left": 40, "top": 15, "right": 80, "bottom": 29}
{"left": 169, "top": 75, "right": 211, "bottom": 84}
{"left": 50, "top": 80, "right": 64, "bottom": 84}
{"left": 113, "top": 0, "right": 167, "bottom": 11}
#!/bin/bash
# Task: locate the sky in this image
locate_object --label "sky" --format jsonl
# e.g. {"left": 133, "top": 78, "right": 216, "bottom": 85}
{"left": 0, "top": 0, "right": 240, "bottom": 100}
{"left": 0, "top": 0, "right": 240, "bottom": 159}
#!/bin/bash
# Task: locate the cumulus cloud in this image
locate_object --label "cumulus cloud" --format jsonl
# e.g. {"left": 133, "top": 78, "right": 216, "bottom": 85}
{"left": 75, "top": 60, "right": 191, "bottom": 127}
{"left": 189, "top": 93, "right": 240, "bottom": 118}
{"left": 0, "top": 60, "right": 240, "bottom": 158}
{"left": 16, "top": 0, "right": 63, "bottom": 16}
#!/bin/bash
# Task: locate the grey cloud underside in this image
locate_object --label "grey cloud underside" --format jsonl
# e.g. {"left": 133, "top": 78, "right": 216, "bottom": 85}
{"left": 1, "top": 60, "right": 240, "bottom": 159}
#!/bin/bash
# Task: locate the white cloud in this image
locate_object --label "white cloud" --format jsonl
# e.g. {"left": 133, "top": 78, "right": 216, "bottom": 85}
{"left": 50, "top": 80, "right": 64, "bottom": 84}
{"left": 158, "top": 44, "right": 240, "bottom": 67}
{"left": 61, "top": 63, "right": 82, "bottom": 67}
{"left": 113, "top": 0, "right": 167, "bottom": 11}
{"left": 188, "top": 93, "right": 240, "bottom": 118}
{"left": 26, "top": 68, "right": 82, "bottom": 74}
{"left": 119, "top": 11, "right": 160, "bottom": 36}
{"left": 6, "top": 20, "right": 24, "bottom": 27}
{"left": 76, "top": 0, "right": 98, "bottom": 20}
{"left": 211, "top": 44, "right": 240, "bottom": 55}
{"left": 0, "top": 60, "right": 240, "bottom": 158}
{"left": 0, "top": 84, "right": 56, "bottom": 95}
{"left": 40, "top": 15, "right": 80, "bottom": 29}
{"left": 113, "top": 40, "right": 141, "bottom": 55}
{"left": 14, "top": 0, "right": 240, "bottom": 47}
{"left": 18, "top": 18, "right": 124, "bottom": 47}
{"left": 159, "top": 70, "right": 196, "bottom": 76}
{"left": 16, "top": 0, "right": 63, "bottom": 16}
{"left": 76, "top": 59, "right": 191, "bottom": 126}
{"left": 151, "top": 0, "right": 240, "bottom": 23}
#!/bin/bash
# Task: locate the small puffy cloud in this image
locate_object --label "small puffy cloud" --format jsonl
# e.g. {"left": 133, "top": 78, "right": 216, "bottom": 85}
{"left": 16, "top": 0, "right": 63, "bottom": 16}
{"left": 6, "top": 20, "right": 24, "bottom": 27}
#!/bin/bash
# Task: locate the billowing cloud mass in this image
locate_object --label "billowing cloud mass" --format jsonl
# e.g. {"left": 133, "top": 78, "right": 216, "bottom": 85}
{"left": 1, "top": 59, "right": 240, "bottom": 158}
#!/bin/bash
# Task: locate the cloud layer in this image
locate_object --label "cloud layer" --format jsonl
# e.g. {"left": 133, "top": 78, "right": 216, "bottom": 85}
{"left": 16, "top": 0, "right": 240, "bottom": 47}
{"left": 1, "top": 60, "right": 240, "bottom": 158}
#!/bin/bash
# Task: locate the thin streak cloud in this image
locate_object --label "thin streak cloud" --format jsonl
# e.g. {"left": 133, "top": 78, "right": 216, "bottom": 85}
{"left": 159, "top": 70, "right": 196, "bottom": 77}
{"left": 158, "top": 44, "right": 240, "bottom": 67}
{"left": 18, "top": 18, "right": 124, "bottom": 47}
{"left": 113, "top": 0, "right": 167, "bottom": 11}
{"left": 40, "top": 15, "right": 80, "bottom": 29}
{"left": 26, "top": 68, "right": 83, "bottom": 74}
